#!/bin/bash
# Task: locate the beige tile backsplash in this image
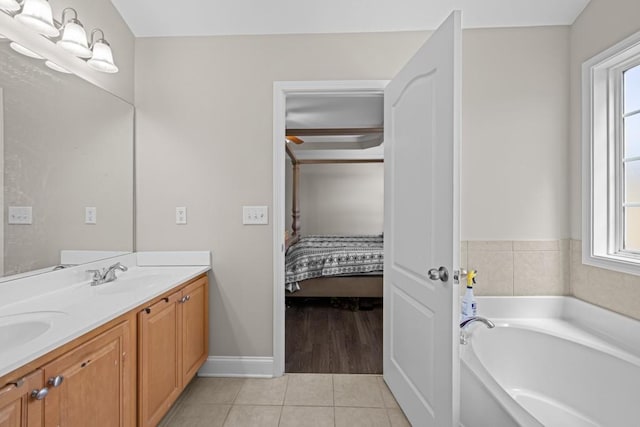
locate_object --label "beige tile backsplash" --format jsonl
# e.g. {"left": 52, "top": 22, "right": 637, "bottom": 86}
{"left": 570, "top": 240, "right": 640, "bottom": 320}
{"left": 461, "top": 240, "right": 569, "bottom": 296}
{"left": 464, "top": 239, "right": 640, "bottom": 320}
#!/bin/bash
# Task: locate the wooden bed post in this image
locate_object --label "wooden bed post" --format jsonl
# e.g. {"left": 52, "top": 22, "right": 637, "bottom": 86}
{"left": 285, "top": 144, "right": 301, "bottom": 248}
{"left": 292, "top": 161, "right": 300, "bottom": 239}
{"left": 284, "top": 140, "right": 383, "bottom": 249}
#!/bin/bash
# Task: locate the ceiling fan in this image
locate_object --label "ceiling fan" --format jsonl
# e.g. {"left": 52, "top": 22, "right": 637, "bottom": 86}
{"left": 285, "top": 135, "right": 304, "bottom": 144}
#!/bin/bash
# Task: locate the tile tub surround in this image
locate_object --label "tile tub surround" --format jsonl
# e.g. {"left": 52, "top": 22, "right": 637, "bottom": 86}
{"left": 570, "top": 240, "right": 640, "bottom": 321}
{"left": 0, "top": 251, "right": 211, "bottom": 379}
{"left": 463, "top": 240, "right": 640, "bottom": 321}
{"left": 461, "top": 240, "right": 570, "bottom": 296}
{"left": 159, "top": 374, "right": 409, "bottom": 427}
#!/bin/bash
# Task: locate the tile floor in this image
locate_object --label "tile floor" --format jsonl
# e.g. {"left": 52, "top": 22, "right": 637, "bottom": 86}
{"left": 159, "top": 374, "right": 411, "bottom": 427}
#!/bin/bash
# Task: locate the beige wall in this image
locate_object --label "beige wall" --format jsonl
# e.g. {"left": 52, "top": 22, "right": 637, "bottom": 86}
{"left": 287, "top": 163, "right": 384, "bottom": 236}
{"left": 568, "top": 0, "right": 640, "bottom": 319}
{"left": 135, "top": 32, "right": 428, "bottom": 358}
{"left": 462, "top": 27, "right": 570, "bottom": 240}
{"left": 136, "top": 27, "right": 571, "bottom": 358}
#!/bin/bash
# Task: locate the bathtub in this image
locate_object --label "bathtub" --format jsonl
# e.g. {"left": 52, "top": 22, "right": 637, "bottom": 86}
{"left": 460, "top": 297, "right": 640, "bottom": 427}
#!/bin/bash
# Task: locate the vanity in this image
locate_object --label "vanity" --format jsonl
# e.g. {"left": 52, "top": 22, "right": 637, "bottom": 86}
{"left": 0, "top": 7, "right": 207, "bottom": 426}
{"left": 0, "top": 252, "right": 211, "bottom": 427}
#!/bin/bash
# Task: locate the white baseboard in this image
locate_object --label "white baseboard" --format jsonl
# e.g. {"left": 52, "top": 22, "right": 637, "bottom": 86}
{"left": 197, "top": 356, "right": 275, "bottom": 378}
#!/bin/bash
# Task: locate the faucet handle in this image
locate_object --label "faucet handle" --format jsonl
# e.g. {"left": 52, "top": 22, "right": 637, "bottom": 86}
{"left": 86, "top": 269, "right": 102, "bottom": 284}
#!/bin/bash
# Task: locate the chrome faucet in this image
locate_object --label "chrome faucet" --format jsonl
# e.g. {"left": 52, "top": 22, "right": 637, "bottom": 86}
{"left": 459, "top": 316, "right": 495, "bottom": 345}
{"left": 87, "top": 262, "right": 128, "bottom": 286}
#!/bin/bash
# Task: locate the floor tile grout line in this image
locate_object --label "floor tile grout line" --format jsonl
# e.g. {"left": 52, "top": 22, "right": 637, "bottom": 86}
{"left": 220, "top": 404, "right": 232, "bottom": 427}
{"left": 331, "top": 374, "right": 336, "bottom": 408}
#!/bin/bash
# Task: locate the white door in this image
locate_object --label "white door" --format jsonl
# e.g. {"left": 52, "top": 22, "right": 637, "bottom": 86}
{"left": 383, "top": 11, "right": 461, "bottom": 427}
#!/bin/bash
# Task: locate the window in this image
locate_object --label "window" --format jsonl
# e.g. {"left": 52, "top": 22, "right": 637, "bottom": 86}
{"left": 583, "top": 32, "right": 640, "bottom": 275}
{"left": 623, "top": 65, "right": 640, "bottom": 253}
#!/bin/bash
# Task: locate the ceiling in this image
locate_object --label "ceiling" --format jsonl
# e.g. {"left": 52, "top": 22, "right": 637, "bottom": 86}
{"left": 111, "top": 0, "right": 590, "bottom": 38}
{"left": 285, "top": 91, "right": 384, "bottom": 160}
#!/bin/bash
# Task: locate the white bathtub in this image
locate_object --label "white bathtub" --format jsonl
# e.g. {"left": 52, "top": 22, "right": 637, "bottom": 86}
{"left": 460, "top": 297, "right": 640, "bottom": 427}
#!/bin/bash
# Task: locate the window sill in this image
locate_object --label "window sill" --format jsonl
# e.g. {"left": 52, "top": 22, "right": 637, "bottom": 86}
{"left": 582, "top": 245, "right": 640, "bottom": 277}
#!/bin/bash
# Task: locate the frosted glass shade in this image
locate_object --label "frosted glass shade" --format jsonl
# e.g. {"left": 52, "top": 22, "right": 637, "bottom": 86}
{"left": 9, "top": 42, "right": 43, "bottom": 59}
{"left": 45, "top": 61, "right": 71, "bottom": 74}
{"left": 87, "top": 40, "right": 118, "bottom": 73}
{"left": 57, "top": 20, "right": 92, "bottom": 58}
{"left": 15, "top": 0, "right": 59, "bottom": 38}
{"left": 0, "top": 0, "right": 20, "bottom": 12}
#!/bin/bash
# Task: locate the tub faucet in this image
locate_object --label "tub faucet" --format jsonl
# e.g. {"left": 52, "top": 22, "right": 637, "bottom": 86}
{"left": 459, "top": 316, "right": 495, "bottom": 345}
{"left": 87, "top": 262, "right": 128, "bottom": 286}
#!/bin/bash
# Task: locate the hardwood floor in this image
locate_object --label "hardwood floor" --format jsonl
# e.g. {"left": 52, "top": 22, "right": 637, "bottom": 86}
{"left": 285, "top": 298, "right": 383, "bottom": 374}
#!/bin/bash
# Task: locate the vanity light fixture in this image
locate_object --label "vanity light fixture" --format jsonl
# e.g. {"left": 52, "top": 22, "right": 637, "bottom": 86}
{"left": 9, "top": 41, "right": 43, "bottom": 59}
{"left": 0, "top": 0, "right": 20, "bottom": 12}
{"left": 56, "top": 8, "right": 91, "bottom": 58}
{"left": 87, "top": 29, "right": 117, "bottom": 73}
{"left": 14, "top": 0, "right": 58, "bottom": 38}
{"left": 44, "top": 60, "right": 71, "bottom": 73}
{"left": 2, "top": 3, "right": 118, "bottom": 73}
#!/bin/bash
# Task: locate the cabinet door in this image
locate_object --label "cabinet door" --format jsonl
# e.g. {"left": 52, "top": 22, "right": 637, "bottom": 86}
{"left": 138, "top": 293, "right": 182, "bottom": 427}
{"left": 42, "top": 321, "right": 131, "bottom": 427}
{"left": 0, "top": 370, "right": 43, "bottom": 427}
{"left": 181, "top": 276, "right": 209, "bottom": 383}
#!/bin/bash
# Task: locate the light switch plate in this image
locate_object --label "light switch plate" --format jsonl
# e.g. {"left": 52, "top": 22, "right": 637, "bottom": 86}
{"left": 85, "top": 207, "right": 97, "bottom": 224}
{"left": 243, "top": 206, "right": 268, "bottom": 225}
{"left": 176, "top": 207, "right": 187, "bottom": 224}
{"left": 8, "top": 206, "right": 32, "bottom": 225}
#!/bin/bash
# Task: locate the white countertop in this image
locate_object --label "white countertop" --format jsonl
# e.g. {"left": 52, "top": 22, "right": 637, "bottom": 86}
{"left": 0, "top": 252, "right": 211, "bottom": 380}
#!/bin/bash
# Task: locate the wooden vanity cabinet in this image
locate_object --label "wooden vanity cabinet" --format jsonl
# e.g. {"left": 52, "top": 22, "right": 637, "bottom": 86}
{"left": 138, "top": 276, "right": 208, "bottom": 427}
{"left": 41, "top": 320, "right": 132, "bottom": 427}
{"left": 181, "top": 276, "right": 209, "bottom": 384}
{"left": 0, "top": 273, "right": 208, "bottom": 427}
{"left": 137, "top": 292, "right": 182, "bottom": 427}
{"left": 0, "top": 370, "right": 44, "bottom": 427}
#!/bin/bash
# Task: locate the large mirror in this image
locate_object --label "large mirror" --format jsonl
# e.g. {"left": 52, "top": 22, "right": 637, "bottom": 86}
{"left": 0, "top": 41, "right": 134, "bottom": 279}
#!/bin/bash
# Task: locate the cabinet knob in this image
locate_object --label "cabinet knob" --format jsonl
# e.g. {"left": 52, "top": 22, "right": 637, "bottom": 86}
{"left": 179, "top": 296, "right": 188, "bottom": 304}
{"left": 31, "top": 387, "right": 49, "bottom": 400}
{"left": 48, "top": 375, "right": 64, "bottom": 388}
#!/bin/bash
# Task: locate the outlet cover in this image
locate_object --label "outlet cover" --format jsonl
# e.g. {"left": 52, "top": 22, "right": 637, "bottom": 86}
{"left": 176, "top": 207, "right": 187, "bottom": 224}
{"left": 8, "top": 206, "right": 32, "bottom": 225}
{"left": 85, "top": 207, "right": 97, "bottom": 224}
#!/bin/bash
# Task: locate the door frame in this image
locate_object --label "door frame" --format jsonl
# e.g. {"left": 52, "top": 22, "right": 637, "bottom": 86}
{"left": 272, "top": 80, "right": 388, "bottom": 376}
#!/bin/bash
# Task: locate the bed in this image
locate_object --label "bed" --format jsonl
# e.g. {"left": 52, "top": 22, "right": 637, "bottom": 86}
{"left": 285, "top": 235, "right": 383, "bottom": 297}
{"left": 284, "top": 140, "right": 384, "bottom": 298}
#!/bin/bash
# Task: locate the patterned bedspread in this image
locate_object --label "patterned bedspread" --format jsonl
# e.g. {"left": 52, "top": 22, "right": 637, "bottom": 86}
{"left": 285, "top": 235, "right": 384, "bottom": 292}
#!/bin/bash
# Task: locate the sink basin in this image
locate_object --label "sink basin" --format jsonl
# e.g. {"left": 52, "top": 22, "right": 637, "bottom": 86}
{"left": 0, "top": 311, "right": 67, "bottom": 349}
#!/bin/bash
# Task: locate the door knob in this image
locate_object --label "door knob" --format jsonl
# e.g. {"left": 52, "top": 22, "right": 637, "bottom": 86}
{"left": 428, "top": 266, "right": 449, "bottom": 282}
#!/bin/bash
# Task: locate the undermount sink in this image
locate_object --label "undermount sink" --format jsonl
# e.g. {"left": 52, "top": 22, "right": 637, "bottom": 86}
{"left": 0, "top": 311, "right": 67, "bottom": 349}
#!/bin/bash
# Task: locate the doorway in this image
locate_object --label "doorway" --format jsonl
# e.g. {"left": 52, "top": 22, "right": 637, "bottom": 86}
{"left": 272, "top": 80, "right": 388, "bottom": 377}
